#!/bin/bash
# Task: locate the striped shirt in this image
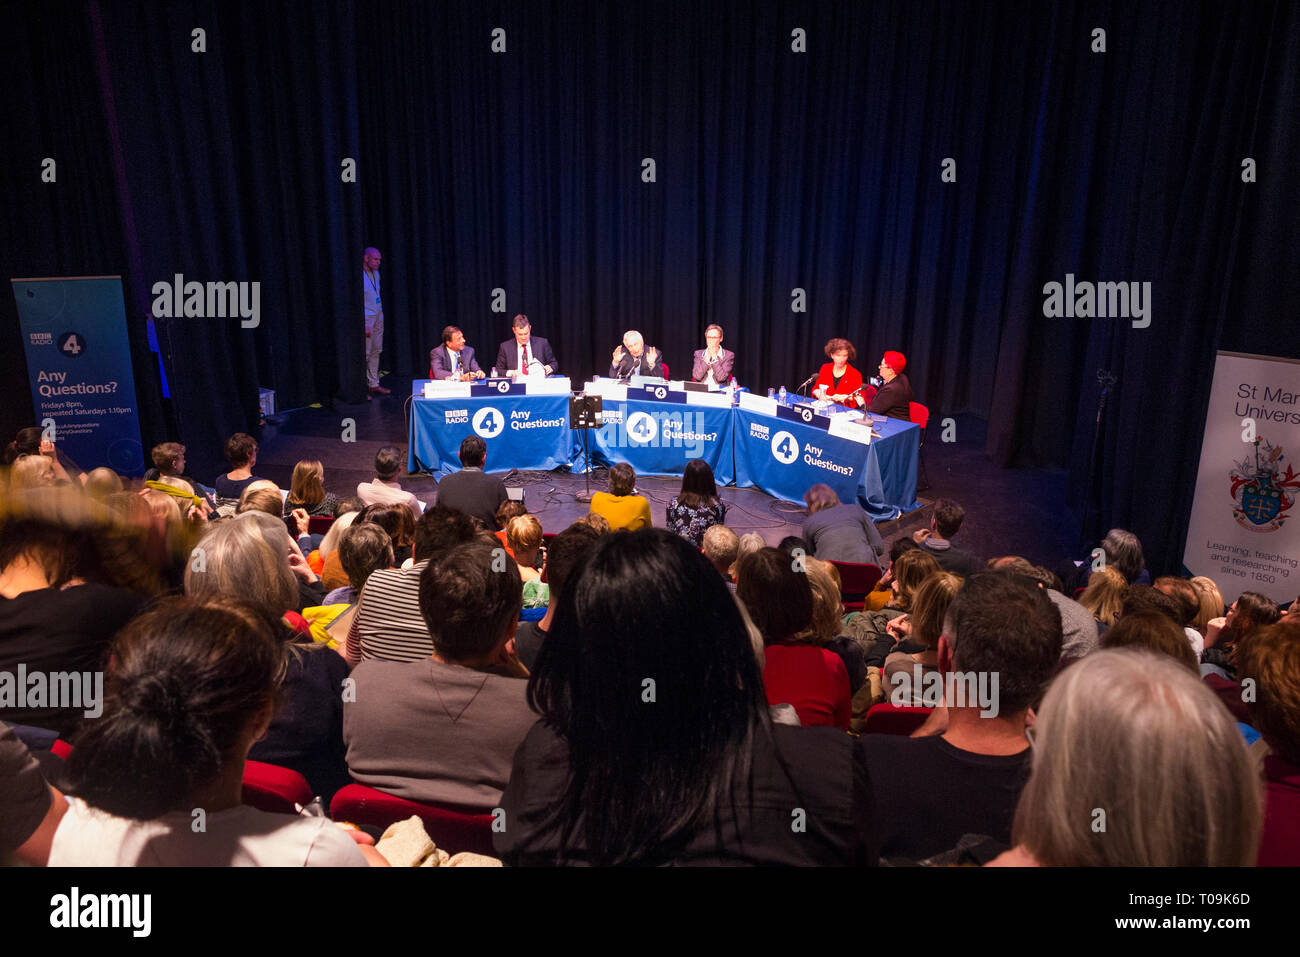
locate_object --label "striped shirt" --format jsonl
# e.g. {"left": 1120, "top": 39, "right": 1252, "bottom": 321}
{"left": 345, "top": 562, "right": 432, "bottom": 666}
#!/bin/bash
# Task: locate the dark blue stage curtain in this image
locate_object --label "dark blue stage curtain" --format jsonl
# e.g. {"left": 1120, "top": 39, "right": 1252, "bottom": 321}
{"left": 1, "top": 1, "right": 1296, "bottom": 575}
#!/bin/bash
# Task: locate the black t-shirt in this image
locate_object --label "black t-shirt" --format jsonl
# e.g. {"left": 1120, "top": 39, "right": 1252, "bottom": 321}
{"left": 496, "top": 722, "right": 876, "bottom": 866}
{"left": 859, "top": 732, "right": 1030, "bottom": 862}
{"left": 248, "top": 639, "right": 351, "bottom": 802}
{"left": 214, "top": 474, "right": 262, "bottom": 500}
{"left": 0, "top": 584, "right": 143, "bottom": 737}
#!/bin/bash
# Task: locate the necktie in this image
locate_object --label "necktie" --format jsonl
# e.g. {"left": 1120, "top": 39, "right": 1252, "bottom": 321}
{"left": 451, "top": 351, "right": 459, "bottom": 375}
{"left": 523, "top": 343, "right": 531, "bottom": 368}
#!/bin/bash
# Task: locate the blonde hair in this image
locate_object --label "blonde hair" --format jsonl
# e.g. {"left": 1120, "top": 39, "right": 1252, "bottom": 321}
{"left": 506, "top": 514, "right": 543, "bottom": 552}
{"left": 909, "top": 571, "right": 962, "bottom": 650}
{"left": 83, "top": 467, "right": 123, "bottom": 501}
{"left": 184, "top": 520, "right": 297, "bottom": 617}
{"left": 1078, "top": 566, "right": 1128, "bottom": 626}
{"left": 889, "top": 549, "right": 941, "bottom": 612}
{"left": 140, "top": 488, "right": 182, "bottom": 525}
{"left": 318, "top": 510, "right": 358, "bottom": 558}
{"left": 803, "top": 558, "right": 843, "bottom": 643}
{"left": 288, "top": 460, "right": 326, "bottom": 507}
{"left": 1190, "top": 575, "right": 1225, "bottom": 635}
{"left": 1012, "top": 649, "right": 1262, "bottom": 866}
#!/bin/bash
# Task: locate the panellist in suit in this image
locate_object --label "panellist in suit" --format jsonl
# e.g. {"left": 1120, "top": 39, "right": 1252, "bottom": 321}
{"left": 692, "top": 324, "right": 735, "bottom": 384}
{"left": 495, "top": 314, "right": 558, "bottom": 378}
{"left": 610, "top": 330, "right": 665, "bottom": 379}
{"left": 430, "top": 326, "right": 485, "bottom": 380}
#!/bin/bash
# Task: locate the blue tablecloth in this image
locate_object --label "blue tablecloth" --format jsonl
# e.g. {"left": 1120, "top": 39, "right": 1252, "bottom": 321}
{"left": 576, "top": 395, "right": 735, "bottom": 483}
{"left": 733, "top": 407, "right": 920, "bottom": 521}
{"left": 408, "top": 383, "right": 919, "bottom": 520}
{"left": 408, "top": 392, "right": 572, "bottom": 476}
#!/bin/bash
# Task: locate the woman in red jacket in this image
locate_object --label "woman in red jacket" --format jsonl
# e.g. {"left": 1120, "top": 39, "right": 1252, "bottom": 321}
{"left": 812, "top": 338, "right": 865, "bottom": 408}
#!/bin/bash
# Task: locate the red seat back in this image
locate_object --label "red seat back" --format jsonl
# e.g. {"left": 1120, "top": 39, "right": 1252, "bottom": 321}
{"left": 862, "top": 384, "right": 878, "bottom": 404}
{"left": 829, "top": 560, "right": 883, "bottom": 600}
{"left": 242, "top": 760, "right": 314, "bottom": 814}
{"left": 908, "top": 401, "right": 930, "bottom": 430}
{"left": 863, "top": 702, "right": 933, "bottom": 736}
{"left": 308, "top": 515, "right": 335, "bottom": 535}
{"left": 330, "top": 783, "right": 496, "bottom": 856}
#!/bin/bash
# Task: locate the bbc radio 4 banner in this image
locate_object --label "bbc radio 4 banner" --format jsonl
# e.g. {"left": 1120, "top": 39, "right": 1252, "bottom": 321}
{"left": 1183, "top": 351, "right": 1300, "bottom": 605}
{"left": 11, "top": 277, "right": 145, "bottom": 475}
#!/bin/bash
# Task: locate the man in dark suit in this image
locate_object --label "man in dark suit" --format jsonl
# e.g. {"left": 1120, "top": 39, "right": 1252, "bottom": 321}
{"left": 434, "top": 436, "right": 509, "bottom": 528}
{"left": 692, "top": 324, "right": 736, "bottom": 385}
{"left": 495, "top": 314, "right": 558, "bottom": 378}
{"left": 609, "top": 330, "right": 665, "bottom": 378}
{"left": 430, "top": 326, "right": 486, "bottom": 380}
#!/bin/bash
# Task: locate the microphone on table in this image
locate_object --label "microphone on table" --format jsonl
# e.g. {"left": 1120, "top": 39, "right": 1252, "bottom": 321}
{"left": 797, "top": 374, "right": 817, "bottom": 393}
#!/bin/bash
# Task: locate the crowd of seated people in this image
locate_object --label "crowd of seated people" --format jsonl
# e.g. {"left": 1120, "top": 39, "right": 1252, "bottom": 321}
{"left": 2, "top": 429, "right": 1297, "bottom": 869}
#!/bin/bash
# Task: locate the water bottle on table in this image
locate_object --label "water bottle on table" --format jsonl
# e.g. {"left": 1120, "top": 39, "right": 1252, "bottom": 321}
{"left": 778, "top": 385, "right": 787, "bottom": 405}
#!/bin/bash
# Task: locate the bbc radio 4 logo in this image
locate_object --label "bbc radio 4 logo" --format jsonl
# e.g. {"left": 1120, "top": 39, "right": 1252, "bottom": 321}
{"left": 1231, "top": 437, "right": 1298, "bottom": 532}
{"left": 771, "top": 431, "right": 799, "bottom": 464}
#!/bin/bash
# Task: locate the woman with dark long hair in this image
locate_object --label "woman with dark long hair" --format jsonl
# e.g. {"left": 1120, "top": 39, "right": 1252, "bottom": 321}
{"left": 495, "top": 529, "right": 874, "bottom": 866}
{"left": 666, "top": 459, "right": 726, "bottom": 546}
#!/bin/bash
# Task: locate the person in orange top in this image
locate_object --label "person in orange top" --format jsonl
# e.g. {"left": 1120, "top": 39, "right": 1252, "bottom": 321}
{"left": 589, "top": 463, "right": 652, "bottom": 531}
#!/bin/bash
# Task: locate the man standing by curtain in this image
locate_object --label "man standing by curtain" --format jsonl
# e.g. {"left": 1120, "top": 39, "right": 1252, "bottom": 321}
{"left": 363, "top": 247, "right": 389, "bottom": 398}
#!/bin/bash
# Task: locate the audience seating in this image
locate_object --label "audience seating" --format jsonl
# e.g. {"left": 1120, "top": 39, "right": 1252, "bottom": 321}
{"left": 241, "top": 760, "right": 315, "bottom": 814}
{"left": 330, "top": 783, "right": 496, "bottom": 856}
{"left": 308, "top": 516, "right": 335, "bottom": 535}
{"left": 862, "top": 702, "right": 933, "bottom": 736}
{"left": 909, "top": 401, "right": 931, "bottom": 492}
{"left": 830, "top": 560, "right": 883, "bottom": 612}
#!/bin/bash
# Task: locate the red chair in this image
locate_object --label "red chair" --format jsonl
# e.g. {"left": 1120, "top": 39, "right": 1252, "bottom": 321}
{"left": 862, "top": 702, "right": 933, "bottom": 736}
{"left": 308, "top": 516, "right": 334, "bottom": 535}
{"left": 330, "top": 783, "right": 496, "bottom": 856}
{"left": 908, "top": 401, "right": 932, "bottom": 492}
{"left": 50, "top": 739, "right": 74, "bottom": 760}
{"left": 660, "top": 361, "right": 670, "bottom": 379}
{"left": 242, "top": 760, "right": 314, "bottom": 814}
{"left": 862, "top": 384, "right": 878, "bottom": 405}
{"left": 829, "top": 560, "right": 883, "bottom": 613}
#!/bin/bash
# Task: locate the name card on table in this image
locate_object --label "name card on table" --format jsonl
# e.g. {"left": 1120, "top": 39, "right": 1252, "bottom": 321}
{"left": 737, "top": 391, "right": 778, "bottom": 416}
{"left": 470, "top": 379, "right": 527, "bottom": 397}
{"left": 775, "top": 402, "right": 832, "bottom": 430}
{"left": 685, "top": 389, "right": 733, "bottom": 408}
{"left": 828, "top": 416, "right": 873, "bottom": 446}
{"left": 584, "top": 379, "right": 628, "bottom": 402}
{"left": 524, "top": 377, "right": 572, "bottom": 396}
{"left": 424, "top": 380, "right": 472, "bottom": 398}
{"left": 627, "top": 384, "right": 687, "bottom": 404}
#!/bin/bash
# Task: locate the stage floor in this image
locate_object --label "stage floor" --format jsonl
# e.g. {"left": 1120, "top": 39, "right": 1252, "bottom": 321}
{"left": 254, "top": 387, "right": 1076, "bottom": 565}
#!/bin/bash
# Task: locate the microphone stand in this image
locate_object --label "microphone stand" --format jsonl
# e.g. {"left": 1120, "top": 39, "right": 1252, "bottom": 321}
{"left": 1079, "top": 369, "right": 1117, "bottom": 549}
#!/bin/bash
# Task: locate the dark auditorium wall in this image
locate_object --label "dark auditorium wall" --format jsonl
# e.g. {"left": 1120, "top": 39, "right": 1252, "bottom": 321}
{"left": 1, "top": 1, "right": 1296, "bottom": 576}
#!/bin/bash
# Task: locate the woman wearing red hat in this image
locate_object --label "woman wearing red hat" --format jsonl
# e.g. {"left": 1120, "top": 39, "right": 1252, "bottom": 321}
{"left": 812, "top": 338, "right": 866, "bottom": 408}
{"left": 868, "top": 351, "right": 915, "bottom": 420}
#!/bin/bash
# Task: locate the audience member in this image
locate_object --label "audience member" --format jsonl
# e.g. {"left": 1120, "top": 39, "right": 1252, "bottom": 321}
{"left": 496, "top": 529, "right": 875, "bottom": 865}
{"left": 50, "top": 599, "right": 376, "bottom": 866}
{"left": 990, "top": 649, "right": 1261, "bottom": 866}
{"left": 991, "top": 556, "right": 1099, "bottom": 660}
{"left": 353, "top": 503, "right": 415, "bottom": 566}
{"left": 1077, "top": 565, "right": 1127, "bottom": 626}
{"left": 1154, "top": 574, "right": 1207, "bottom": 656}
{"left": 344, "top": 542, "right": 532, "bottom": 810}
{"left": 0, "top": 723, "right": 67, "bottom": 865}
{"left": 1060, "top": 527, "right": 1148, "bottom": 593}
{"left": 284, "top": 459, "right": 339, "bottom": 518}
{"left": 1189, "top": 575, "right": 1226, "bottom": 636}
{"left": 666, "top": 459, "right": 726, "bottom": 546}
{"left": 590, "top": 463, "right": 651, "bottom": 531}
{"left": 493, "top": 500, "right": 529, "bottom": 557}
{"left": 356, "top": 446, "right": 423, "bottom": 519}
{"left": 324, "top": 523, "right": 394, "bottom": 606}
{"left": 213, "top": 433, "right": 263, "bottom": 503}
{"left": 701, "top": 524, "right": 740, "bottom": 585}
{"left": 1100, "top": 611, "right": 1198, "bottom": 673}
{"left": 804, "top": 557, "right": 867, "bottom": 694}
{"left": 738, "top": 547, "right": 850, "bottom": 729}
{"left": 513, "top": 521, "right": 603, "bottom": 671}
{"left": 800, "top": 483, "right": 884, "bottom": 565}
{"left": 0, "top": 493, "right": 146, "bottom": 735}
{"left": 913, "top": 499, "right": 981, "bottom": 577}
{"left": 863, "top": 571, "right": 1062, "bottom": 863}
{"left": 82, "top": 467, "right": 124, "bottom": 502}
{"left": 866, "top": 537, "right": 920, "bottom": 612}
{"left": 505, "top": 514, "right": 543, "bottom": 582}
{"left": 184, "top": 520, "right": 349, "bottom": 800}
{"left": 882, "top": 572, "right": 962, "bottom": 705}
{"left": 344, "top": 505, "right": 480, "bottom": 665}
{"left": 434, "top": 436, "right": 507, "bottom": 528}
{"left": 1203, "top": 591, "right": 1281, "bottom": 680}
{"left": 846, "top": 548, "right": 941, "bottom": 669}
{"left": 1236, "top": 619, "right": 1300, "bottom": 866}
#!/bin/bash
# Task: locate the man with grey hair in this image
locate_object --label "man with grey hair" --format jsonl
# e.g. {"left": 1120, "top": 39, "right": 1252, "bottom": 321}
{"left": 610, "top": 330, "right": 664, "bottom": 379}
{"left": 701, "top": 524, "right": 740, "bottom": 587}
